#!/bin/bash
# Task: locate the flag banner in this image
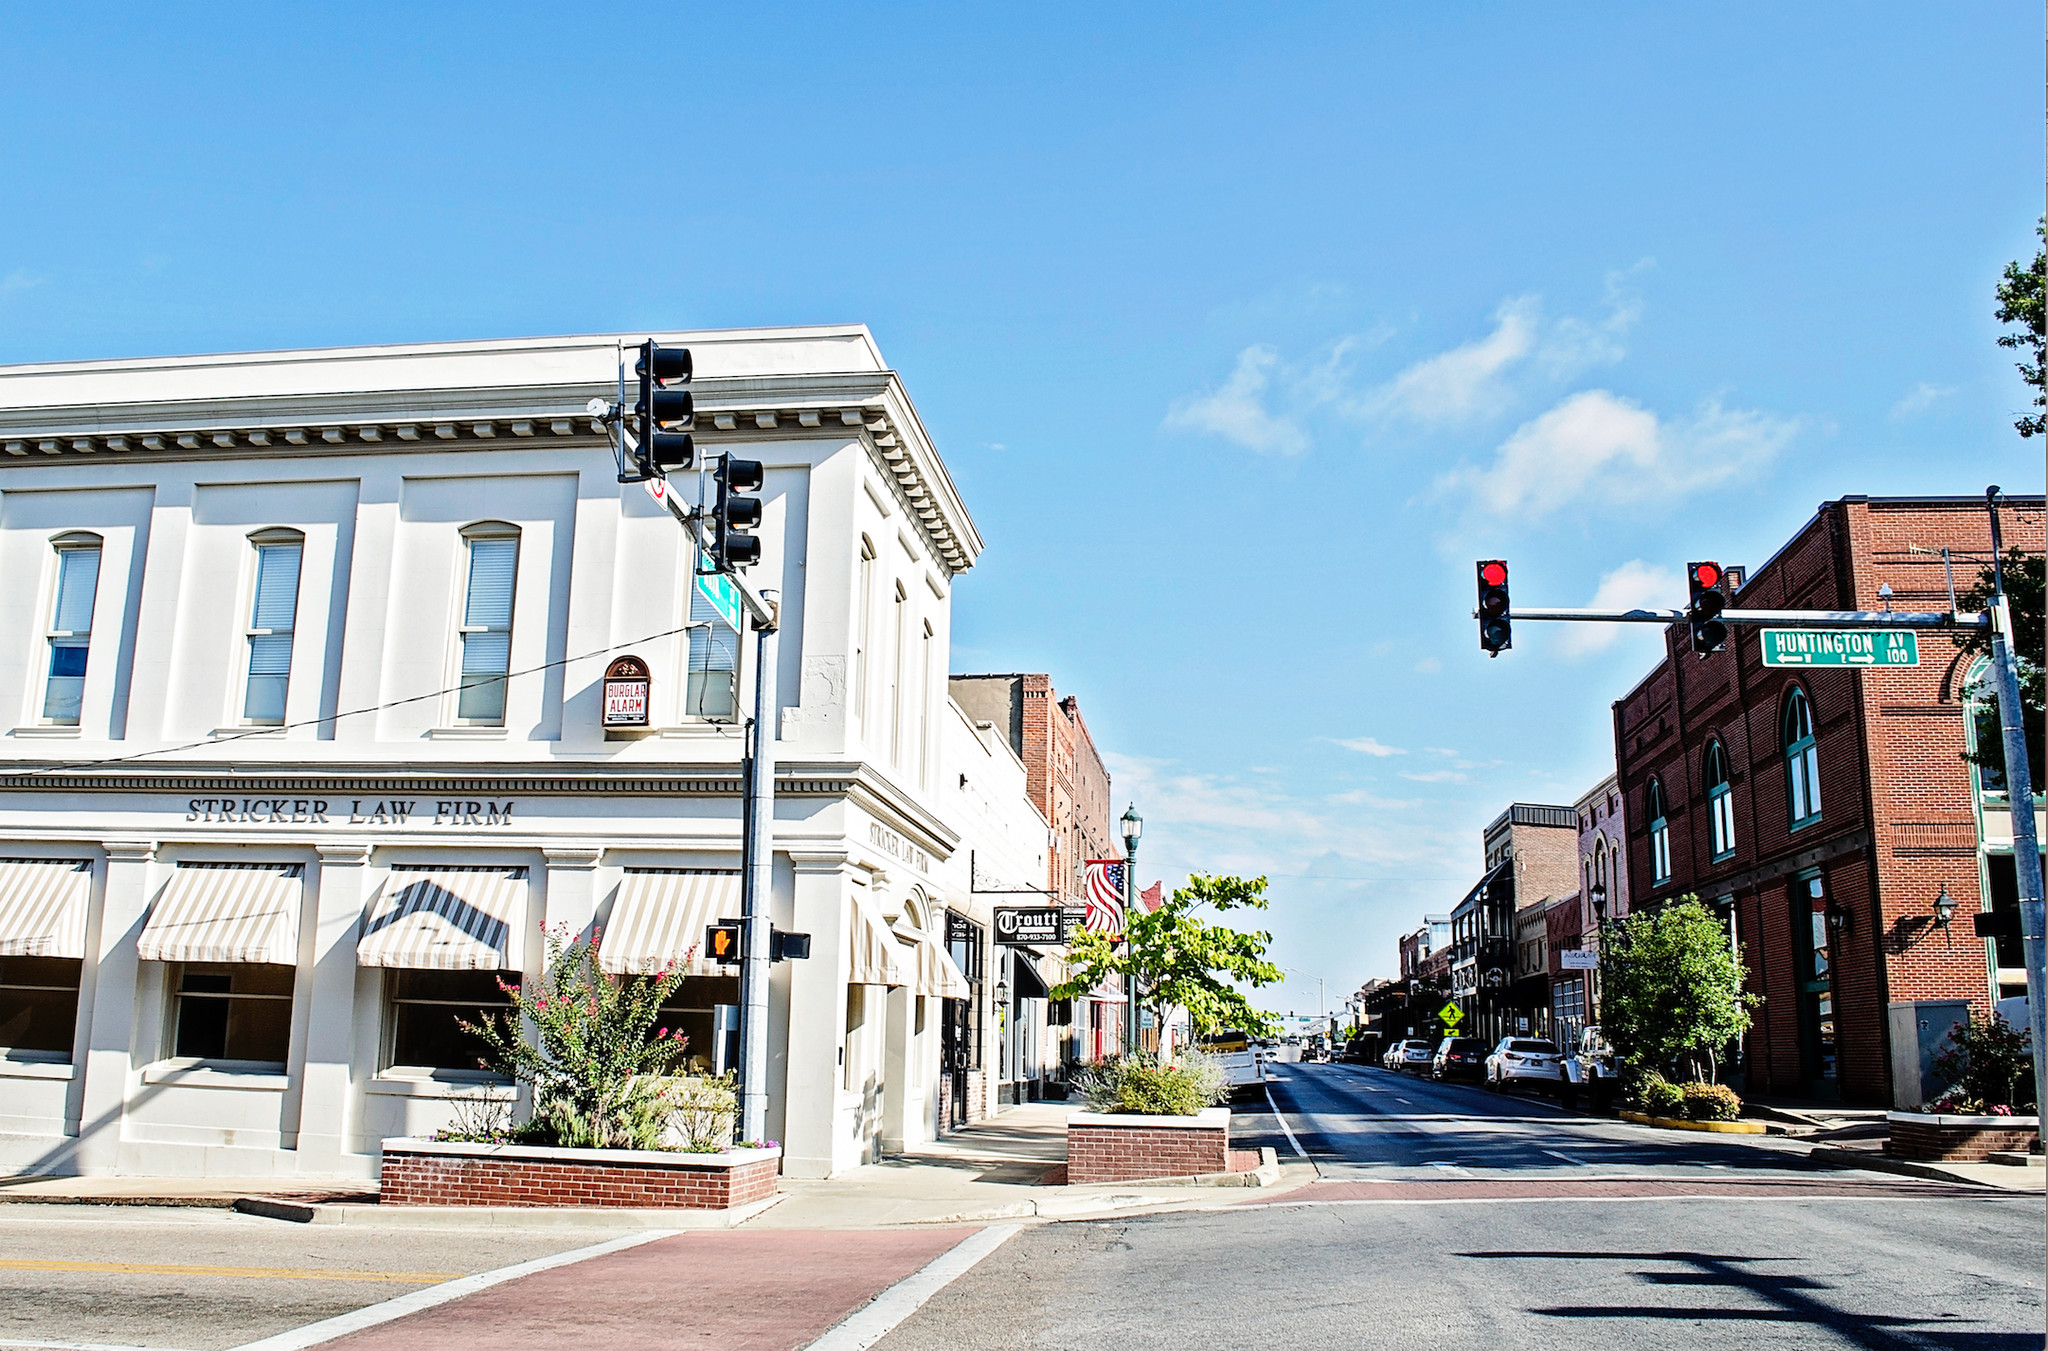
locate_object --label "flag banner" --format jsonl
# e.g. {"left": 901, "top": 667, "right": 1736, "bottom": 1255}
{"left": 1083, "top": 859, "right": 1126, "bottom": 937}
{"left": 1139, "top": 881, "right": 1163, "bottom": 913}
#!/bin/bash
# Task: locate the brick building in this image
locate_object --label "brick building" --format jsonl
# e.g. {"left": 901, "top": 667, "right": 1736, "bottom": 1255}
{"left": 1612, "top": 493, "right": 2045, "bottom": 1106}
{"left": 1451, "top": 803, "right": 1578, "bottom": 1043}
{"left": 949, "top": 675, "right": 1114, "bottom": 904}
{"left": 1548, "top": 773, "right": 1632, "bottom": 1037}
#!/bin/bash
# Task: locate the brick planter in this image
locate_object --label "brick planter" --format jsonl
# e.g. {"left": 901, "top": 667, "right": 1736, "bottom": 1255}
{"left": 1067, "top": 1108, "right": 1230, "bottom": 1184}
{"left": 1885, "top": 1112, "right": 2041, "bottom": 1163}
{"left": 379, "top": 1138, "right": 781, "bottom": 1210}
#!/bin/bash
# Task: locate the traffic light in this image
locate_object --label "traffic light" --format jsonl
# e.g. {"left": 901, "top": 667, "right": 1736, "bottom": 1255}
{"left": 1476, "top": 559, "right": 1511, "bottom": 655}
{"left": 632, "top": 341, "right": 695, "bottom": 479}
{"left": 713, "top": 455, "right": 764, "bottom": 572}
{"left": 705, "top": 922, "right": 741, "bottom": 965}
{"left": 1687, "top": 560, "right": 1728, "bottom": 655}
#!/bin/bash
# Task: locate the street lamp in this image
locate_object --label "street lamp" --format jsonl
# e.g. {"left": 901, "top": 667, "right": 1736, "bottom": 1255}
{"left": 1932, "top": 886, "right": 1956, "bottom": 949}
{"left": 1120, "top": 803, "right": 1142, "bottom": 1057}
{"left": 1588, "top": 883, "right": 1608, "bottom": 1023}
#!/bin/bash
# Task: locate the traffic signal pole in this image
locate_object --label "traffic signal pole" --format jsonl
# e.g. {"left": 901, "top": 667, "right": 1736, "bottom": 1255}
{"left": 740, "top": 591, "right": 779, "bottom": 1146}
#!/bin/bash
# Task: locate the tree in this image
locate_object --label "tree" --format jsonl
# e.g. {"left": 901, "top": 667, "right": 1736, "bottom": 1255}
{"left": 1598, "top": 896, "right": 1757, "bottom": 1084}
{"left": 1957, "top": 548, "right": 2045, "bottom": 782}
{"left": 1050, "top": 873, "right": 1283, "bottom": 1045}
{"left": 1996, "top": 219, "right": 2044, "bottom": 439}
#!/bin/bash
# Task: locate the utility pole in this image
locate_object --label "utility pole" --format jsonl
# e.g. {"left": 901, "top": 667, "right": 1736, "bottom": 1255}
{"left": 1984, "top": 488, "right": 2046, "bottom": 1141}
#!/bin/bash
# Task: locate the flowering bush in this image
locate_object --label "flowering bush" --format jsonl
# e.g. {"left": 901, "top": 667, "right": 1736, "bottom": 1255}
{"left": 1073, "top": 1051, "right": 1227, "bottom": 1116}
{"left": 1923, "top": 1085, "right": 1986, "bottom": 1115}
{"left": 462, "top": 923, "right": 692, "bottom": 1150}
{"left": 1930, "top": 1014, "right": 2035, "bottom": 1113}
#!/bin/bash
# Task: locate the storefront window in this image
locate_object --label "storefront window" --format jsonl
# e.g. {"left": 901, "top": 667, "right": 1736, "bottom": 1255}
{"left": 657, "top": 975, "right": 739, "bottom": 1076}
{"left": 171, "top": 963, "right": 294, "bottom": 1066}
{"left": 0, "top": 956, "right": 82, "bottom": 1059}
{"left": 386, "top": 969, "right": 517, "bottom": 1075}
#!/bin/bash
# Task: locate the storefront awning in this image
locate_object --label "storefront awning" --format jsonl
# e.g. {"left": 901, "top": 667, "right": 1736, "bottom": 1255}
{"left": 137, "top": 863, "right": 303, "bottom": 965}
{"left": 893, "top": 921, "right": 973, "bottom": 1001}
{"left": 1011, "top": 952, "right": 1050, "bottom": 1001}
{"left": 357, "top": 866, "right": 527, "bottom": 971}
{"left": 847, "top": 891, "right": 908, "bottom": 987}
{"left": 0, "top": 858, "right": 93, "bottom": 959}
{"left": 599, "top": 870, "right": 742, "bottom": 976}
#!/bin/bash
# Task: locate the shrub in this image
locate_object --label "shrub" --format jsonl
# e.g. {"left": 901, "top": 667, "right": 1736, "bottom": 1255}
{"left": 1632, "top": 1071, "right": 1684, "bottom": 1118}
{"left": 1930, "top": 1014, "right": 2035, "bottom": 1112}
{"left": 670, "top": 1073, "right": 739, "bottom": 1152}
{"left": 1681, "top": 1081, "right": 1742, "bottom": 1122}
{"left": 1923, "top": 1085, "right": 1986, "bottom": 1115}
{"left": 1073, "top": 1051, "right": 1228, "bottom": 1116}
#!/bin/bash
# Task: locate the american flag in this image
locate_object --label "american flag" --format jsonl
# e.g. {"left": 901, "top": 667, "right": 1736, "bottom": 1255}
{"left": 1083, "top": 859, "right": 1126, "bottom": 936}
{"left": 1139, "top": 881, "right": 1163, "bottom": 913}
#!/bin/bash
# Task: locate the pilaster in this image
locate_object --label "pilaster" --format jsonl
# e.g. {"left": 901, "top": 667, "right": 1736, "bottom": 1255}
{"left": 295, "top": 843, "right": 370, "bottom": 1175}
{"left": 74, "top": 840, "right": 155, "bottom": 1175}
{"left": 783, "top": 848, "right": 853, "bottom": 1179}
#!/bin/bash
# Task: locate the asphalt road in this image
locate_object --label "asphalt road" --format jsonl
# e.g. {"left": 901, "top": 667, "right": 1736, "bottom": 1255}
{"left": 0, "top": 1203, "right": 617, "bottom": 1350}
{"left": 876, "top": 1063, "right": 2048, "bottom": 1351}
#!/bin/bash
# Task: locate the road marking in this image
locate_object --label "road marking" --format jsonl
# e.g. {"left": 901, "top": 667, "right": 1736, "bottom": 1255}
{"left": 807, "top": 1224, "right": 1021, "bottom": 1351}
{"left": 1425, "top": 1161, "right": 1471, "bottom": 1176}
{"left": 1542, "top": 1150, "right": 1590, "bottom": 1167}
{"left": 0, "top": 1258, "right": 458, "bottom": 1284}
{"left": 226, "top": 1229, "right": 675, "bottom": 1351}
{"left": 1264, "top": 1083, "right": 1309, "bottom": 1159}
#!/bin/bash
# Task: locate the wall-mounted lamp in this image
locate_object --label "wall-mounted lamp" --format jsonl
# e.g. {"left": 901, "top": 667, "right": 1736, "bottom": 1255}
{"left": 1932, "top": 886, "right": 1956, "bottom": 948}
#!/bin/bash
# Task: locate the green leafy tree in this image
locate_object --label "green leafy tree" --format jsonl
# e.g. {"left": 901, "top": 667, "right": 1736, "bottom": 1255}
{"left": 1598, "top": 896, "right": 1758, "bottom": 1084}
{"left": 1958, "top": 548, "right": 2045, "bottom": 783}
{"left": 1996, "top": 219, "right": 2045, "bottom": 439}
{"left": 1051, "top": 873, "right": 1283, "bottom": 1042}
{"left": 463, "top": 923, "right": 693, "bottom": 1149}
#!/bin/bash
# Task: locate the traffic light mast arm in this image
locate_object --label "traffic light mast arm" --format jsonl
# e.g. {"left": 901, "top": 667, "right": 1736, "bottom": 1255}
{"left": 646, "top": 476, "right": 780, "bottom": 631}
{"left": 1490, "top": 606, "right": 1989, "bottom": 630}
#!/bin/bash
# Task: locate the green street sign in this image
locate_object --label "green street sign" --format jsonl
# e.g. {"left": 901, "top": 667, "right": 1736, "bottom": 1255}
{"left": 1761, "top": 629, "right": 1919, "bottom": 668}
{"left": 695, "top": 551, "right": 745, "bottom": 632}
{"left": 1438, "top": 1001, "right": 1464, "bottom": 1027}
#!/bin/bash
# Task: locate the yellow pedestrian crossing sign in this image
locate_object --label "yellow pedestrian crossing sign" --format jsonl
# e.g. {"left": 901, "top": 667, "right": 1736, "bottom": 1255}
{"left": 1438, "top": 1001, "right": 1464, "bottom": 1027}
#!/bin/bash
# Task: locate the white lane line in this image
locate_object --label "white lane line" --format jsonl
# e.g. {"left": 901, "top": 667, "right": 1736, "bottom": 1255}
{"left": 805, "top": 1224, "right": 1021, "bottom": 1350}
{"left": 1265, "top": 1082, "right": 1309, "bottom": 1159}
{"left": 1425, "top": 1161, "right": 1471, "bottom": 1176}
{"left": 227, "top": 1229, "right": 675, "bottom": 1351}
{"left": 1542, "top": 1149, "right": 1590, "bottom": 1167}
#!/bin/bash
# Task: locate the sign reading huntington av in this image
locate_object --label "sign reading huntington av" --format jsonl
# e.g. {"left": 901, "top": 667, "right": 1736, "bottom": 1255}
{"left": 1762, "top": 629, "right": 1920, "bottom": 668}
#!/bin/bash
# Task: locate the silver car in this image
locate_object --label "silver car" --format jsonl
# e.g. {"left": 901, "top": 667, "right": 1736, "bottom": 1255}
{"left": 1486, "top": 1037, "right": 1564, "bottom": 1090}
{"left": 1397, "top": 1038, "right": 1436, "bottom": 1073}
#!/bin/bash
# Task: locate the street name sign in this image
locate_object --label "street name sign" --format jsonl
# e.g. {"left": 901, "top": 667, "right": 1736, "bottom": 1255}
{"left": 993, "top": 907, "right": 1064, "bottom": 945}
{"left": 696, "top": 552, "right": 745, "bottom": 632}
{"left": 1761, "top": 629, "right": 1919, "bottom": 668}
{"left": 1559, "top": 948, "right": 1599, "bottom": 971}
{"left": 1438, "top": 1001, "right": 1464, "bottom": 1027}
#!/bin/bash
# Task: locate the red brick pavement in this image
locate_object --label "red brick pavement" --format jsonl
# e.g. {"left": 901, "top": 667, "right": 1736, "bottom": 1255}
{"left": 316, "top": 1227, "right": 978, "bottom": 1351}
{"left": 1246, "top": 1176, "right": 1989, "bottom": 1205}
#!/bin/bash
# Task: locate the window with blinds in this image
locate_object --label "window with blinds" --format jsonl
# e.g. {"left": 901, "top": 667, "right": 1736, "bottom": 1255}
{"left": 43, "top": 539, "right": 101, "bottom": 725}
{"left": 458, "top": 530, "right": 519, "bottom": 723}
{"left": 243, "top": 537, "right": 303, "bottom": 724}
{"left": 686, "top": 577, "right": 740, "bottom": 721}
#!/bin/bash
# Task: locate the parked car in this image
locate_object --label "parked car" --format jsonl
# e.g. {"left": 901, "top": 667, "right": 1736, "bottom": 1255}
{"left": 1562, "top": 1025, "right": 1617, "bottom": 1104}
{"left": 1485, "top": 1037, "right": 1564, "bottom": 1091}
{"left": 1382, "top": 1041, "right": 1404, "bottom": 1070}
{"left": 1200, "top": 1030, "right": 1266, "bottom": 1096}
{"left": 1430, "top": 1036, "right": 1488, "bottom": 1082}
{"left": 1397, "top": 1039, "right": 1436, "bottom": 1073}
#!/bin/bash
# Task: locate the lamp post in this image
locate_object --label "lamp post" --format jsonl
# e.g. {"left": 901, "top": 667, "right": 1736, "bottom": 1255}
{"left": 1589, "top": 883, "right": 1608, "bottom": 1023}
{"left": 1120, "top": 803, "right": 1142, "bottom": 1057}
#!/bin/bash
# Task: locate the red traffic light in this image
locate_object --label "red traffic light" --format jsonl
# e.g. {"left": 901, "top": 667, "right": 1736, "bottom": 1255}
{"left": 1690, "top": 561, "right": 1720, "bottom": 590}
{"left": 1480, "top": 561, "right": 1507, "bottom": 587}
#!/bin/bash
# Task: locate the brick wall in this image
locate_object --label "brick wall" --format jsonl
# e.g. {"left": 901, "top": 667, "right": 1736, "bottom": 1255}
{"left": 1889, "top": 1118, "right": 2037, "bottom": 1162}
{"left": 380, "top": 1147, "right": 780, "bottom": 1209}
{"left": 1067, "top": 1119, "right": 1230, "bottom": 1183}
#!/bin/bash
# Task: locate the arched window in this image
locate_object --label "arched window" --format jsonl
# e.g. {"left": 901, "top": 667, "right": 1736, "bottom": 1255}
{"left": 1646, "top": 778, "right": 1671, "bottom": 884}
{"left": 1783, "top": 688, "right": 1821, "bottom": 828}
{"left": 1705, "top": 740, "right": 1735, "bottom": 860}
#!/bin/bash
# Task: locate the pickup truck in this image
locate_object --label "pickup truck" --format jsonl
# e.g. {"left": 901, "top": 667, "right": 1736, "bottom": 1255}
{"left": 1561, "top": 1025, "right": 1617, "bottom": 1104}
{"left": 1199, "top": 1030, "right": 1267, "bottom": 1096}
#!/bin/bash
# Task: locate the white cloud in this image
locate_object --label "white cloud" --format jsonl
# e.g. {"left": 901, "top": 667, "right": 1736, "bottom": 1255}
{"left": 1164, "top": 345, "right": 1309, "bottom": 456}
{"left": 1414, "top": 656, "right": 1442, "bottom": 674}
{"left": 1440, "top": 389, "right": 1795, "bottom": 521}
{"left": 1556, "top": 559, "right": 1685, "bottom": 656}
{"left": 1890, "top": 382, "right": 1956, "bottom": 420}
{"left": 1333, "top": 736, "right": 1405, "bottom": 757}
{"left": 1357, "top": 296, "right": 1540, "bottom": 425}
{"left": 1399, "top": 769, "right": 1469, "bottom": 784}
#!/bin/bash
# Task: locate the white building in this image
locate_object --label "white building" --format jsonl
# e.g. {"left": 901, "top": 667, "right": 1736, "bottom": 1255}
{"left": 0, "top": 327, "right": 992, "bottom": 1181}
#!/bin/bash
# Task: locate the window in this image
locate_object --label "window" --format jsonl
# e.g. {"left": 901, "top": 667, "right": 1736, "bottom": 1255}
{"left": 243, "top": 534, "right": 303, "bottom": 724}
{"left": 890, "top": 583, "right": 908, "bottom": 766}
{"left": 42, "top": 538, "right": 101, "bottom": 725}
{"left": 685, "top": 575, "right": 740, "bottom": 721}
{"left": 1965, "top": 658, "right": 2043, "bottom": 798}
{"left": 386, "top": 970, "right": 517, "bottom": 1075}
{"left": 169, "top": 962, "right": 294, "bottom": 1066}
{"left": 1646, "top": 778, "right": 1671, "bottom": 884}
{"left": 0, "top": 957, "right": 82, "bottom": 1059}
{"left": 918, "top": 620, "right": 934, "bottom": 788}
{"left": 1784, "top": 688, "right": 1821, "bottom": 827}
{"left": 456, "top": 528, "right": 518, "bottom": 723}
{"left": 1705, "top": 740, "right": 1735, "bottom": 860}
{"left": 854, "top": 537, "right": 875, "bottom": 732}
{"left": 658, "top": 975, "right": 739, "bottom": 1077}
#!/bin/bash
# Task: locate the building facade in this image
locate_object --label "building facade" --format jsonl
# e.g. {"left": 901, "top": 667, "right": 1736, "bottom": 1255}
{"left": 1612, "top": 494, "right": 2045, "bottom": 1105}
{"left": 0, "top": 328, "right": 1000, "bottom": 1181}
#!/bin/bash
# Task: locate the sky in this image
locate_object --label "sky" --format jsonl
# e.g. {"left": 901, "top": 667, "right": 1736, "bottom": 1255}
{"left": 1, "top": 3, "right": 2042, "bottom": 1013}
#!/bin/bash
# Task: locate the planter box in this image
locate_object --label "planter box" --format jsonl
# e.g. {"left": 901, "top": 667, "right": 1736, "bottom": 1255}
{"left": 379, "top": 1138, "right": 781, "bottom": 1210}
{"left": 1619, "top": 1111, "right": 1765, "bottom": 1134}
{"left": 1885, "top": 1112, "right": 2041, "bottom": 1163}
{"left": 1067, "top": 1107, "right": 1230, "bottom": 1184}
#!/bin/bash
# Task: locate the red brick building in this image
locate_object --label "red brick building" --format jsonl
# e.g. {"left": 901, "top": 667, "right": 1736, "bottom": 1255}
{"left": 1612, "top": 494, "right": 2044, "bottom": 1106}
{"left": 949, "top": 674, "right": 1114, "bottom": 904}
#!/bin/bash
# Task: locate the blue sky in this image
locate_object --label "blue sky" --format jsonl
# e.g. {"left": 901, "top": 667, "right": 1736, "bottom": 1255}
{"left": 1, "top": 3, "right": 2041, "bottom": 1007}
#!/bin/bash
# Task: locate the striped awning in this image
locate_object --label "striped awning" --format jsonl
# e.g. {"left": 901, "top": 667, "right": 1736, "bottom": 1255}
{"left": 847, "top": 890, "right": 908, "bottom": 987}
{"left": 357, "top": 866, "right": 528, "bottom": 971}
{"left": 599, "top": 870, "right": 743, "bottom": 976}
{"left": 0, "top": 858, "right": 93, "bottom": 959}
{"left": 136, "top": 863, "right": 303, "bottom": 965}
{"left": 893, "top": 920, "right": 973, "bottom": 1001}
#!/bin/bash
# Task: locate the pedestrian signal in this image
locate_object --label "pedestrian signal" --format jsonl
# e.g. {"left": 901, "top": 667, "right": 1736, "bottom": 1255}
{"left": 706, "top": 922, "right": 741, "bottom": 965}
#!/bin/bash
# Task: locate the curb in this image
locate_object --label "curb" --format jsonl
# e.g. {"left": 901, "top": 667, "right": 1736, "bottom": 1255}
{"left": 1806, "top": 1145, "right": 2004, "bottom": 1188}
{"left": 1619, "top": 1111, "right": 1766, "bottom": 1135}
{"left": 232, "top": 1190, "right": 789, "bottom": 1230}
